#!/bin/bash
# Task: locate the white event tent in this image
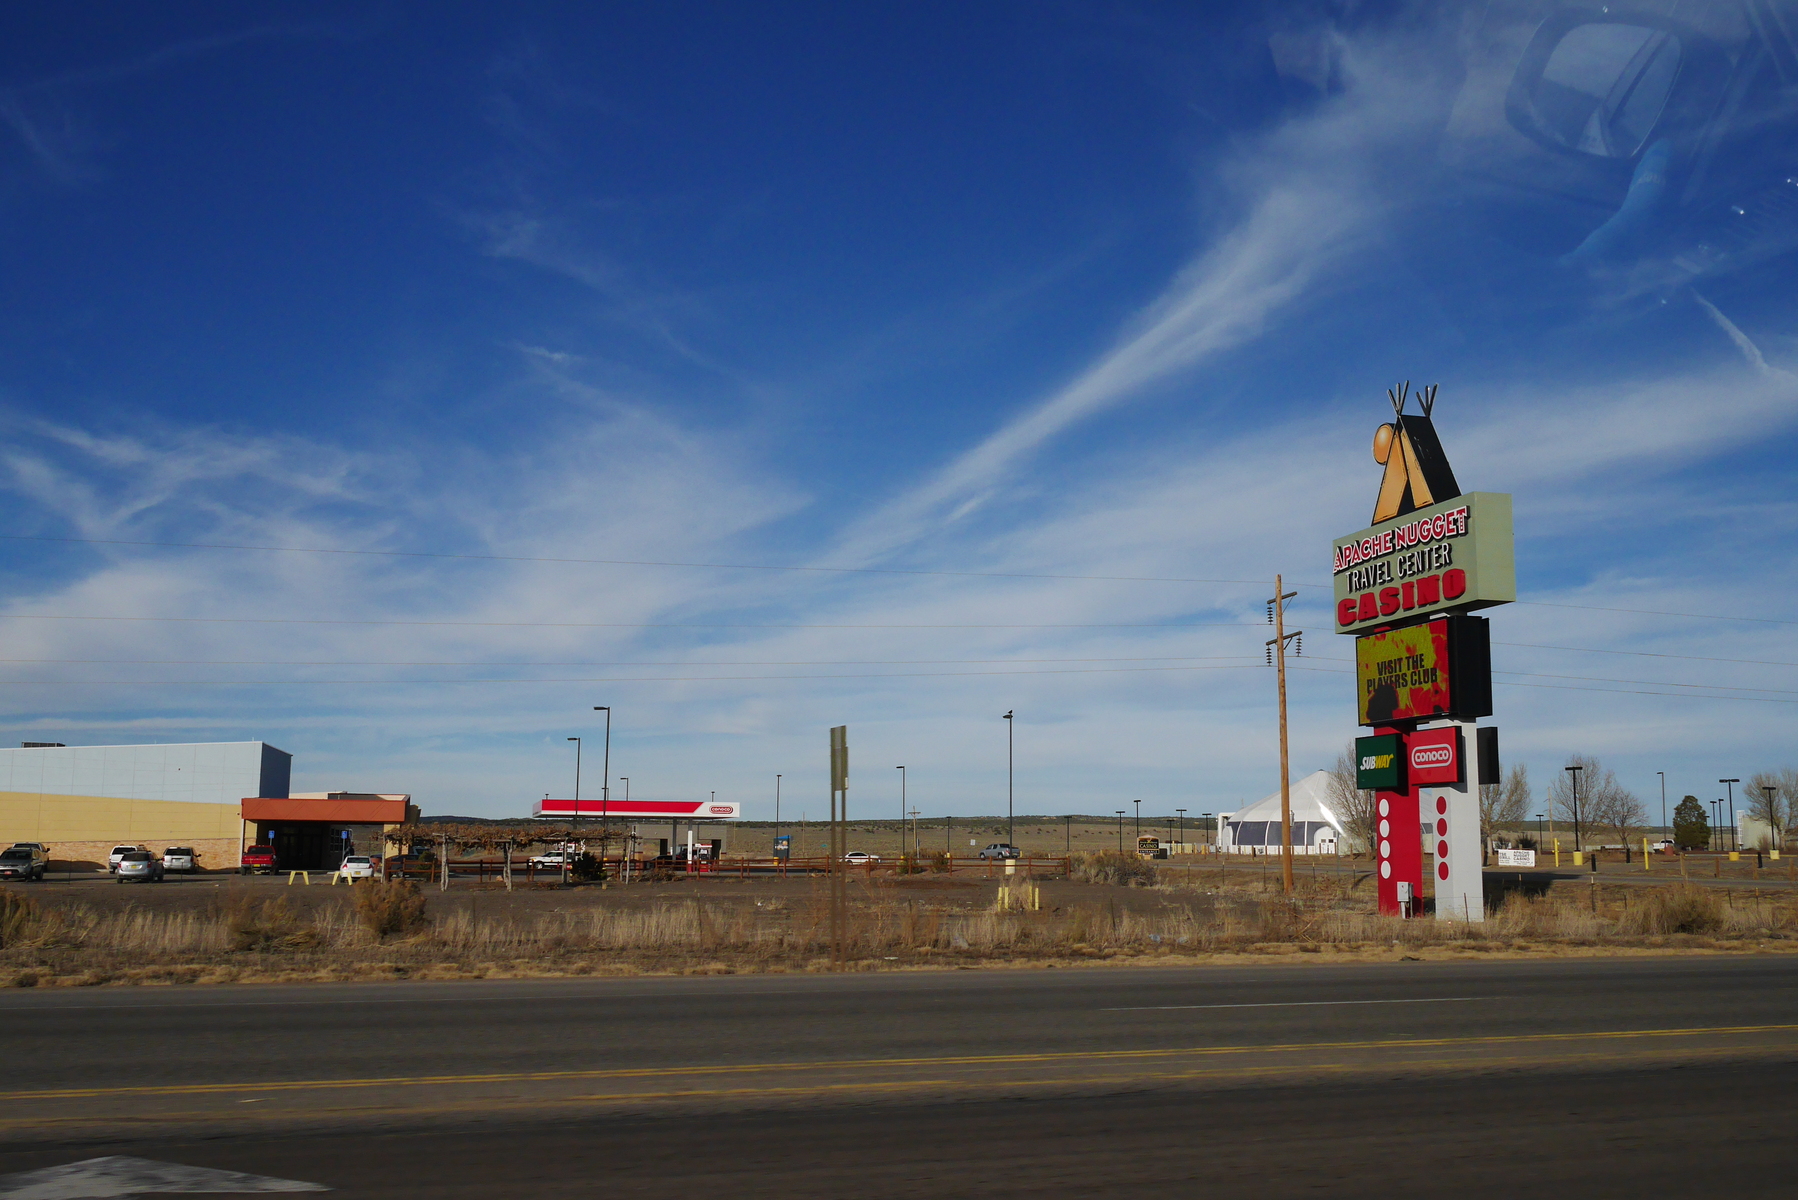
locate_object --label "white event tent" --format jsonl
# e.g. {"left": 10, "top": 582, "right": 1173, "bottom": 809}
{"left": 1217, "top": 770, "right": 1357, "bottom": 855}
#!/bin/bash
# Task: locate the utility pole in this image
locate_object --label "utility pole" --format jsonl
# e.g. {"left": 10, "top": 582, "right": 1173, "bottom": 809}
{"left": 1657, "top": 771, "right": 1666, "bottom": 838}
{"left": 1722, "top": 779, "right": 1740, "bottom": 851}
{"left": 774, "top": 774, "right": 782, "bottom": 857}
{"left": 1267, "top": 575, "right": 1301, "bottom": 895}
{"left": 1177, "top": 808, "right": 1186, "bottom": 851}
{"left": 829, "top": 726, "right": 849, "bottom": 968}
{"left": 896, "top": 765, "right": 906, "bottom": 858}
{"left": 1115, "top": 810, "right": 1124, "bottom": 854}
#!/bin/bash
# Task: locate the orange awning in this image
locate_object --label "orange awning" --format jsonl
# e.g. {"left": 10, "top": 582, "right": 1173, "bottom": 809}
{"left": 241, "top": 797, "right": 410, "bottom": 823}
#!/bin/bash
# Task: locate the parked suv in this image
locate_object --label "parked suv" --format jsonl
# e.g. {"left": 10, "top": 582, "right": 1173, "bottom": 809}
{"left": 115, "top": 851, "right": 164, "bottom": 883}
{"left": 0, "top": 845, "right": 46, "bottom": 881}
{"left": 162, "top": 847, "right": 198, "bottom": 873}
{"left": 240, "top": 845, "right": 277, "bottom": 875}
{"left": 978, "top": 843, "right": 1021, "bottom": 860}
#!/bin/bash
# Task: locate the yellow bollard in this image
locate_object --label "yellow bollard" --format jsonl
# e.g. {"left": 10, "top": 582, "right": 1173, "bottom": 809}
{"left": 1572, "top": 851, "right": 1583, "bottom": 867}
{"left": 1773, "top": 849, "right": 1781, "bottom": 861}
{"left": 286, "top": 871, "right": 310, "bottom": 886}
{"left": 1729, "top": 851, "right": 1740, "bottom": 862}
{"left": 1554, "top": 839, "right": 1561, "bottom": 868}
{"left": 1643, "top": 838, "right": 1651, "bottom": 871}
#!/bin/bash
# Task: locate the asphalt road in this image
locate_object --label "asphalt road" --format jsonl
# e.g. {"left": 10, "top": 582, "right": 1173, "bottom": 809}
{"left": 2, "top": 957, "right": 1796, "bottom": 1196}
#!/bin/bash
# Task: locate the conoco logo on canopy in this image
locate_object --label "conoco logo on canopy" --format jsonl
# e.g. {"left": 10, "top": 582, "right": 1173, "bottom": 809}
{"left": 1411, "top": 745, "right": 1453, "bottom": 768}
{"left": 709, "top": 805, "right": 734, "bottom": 815}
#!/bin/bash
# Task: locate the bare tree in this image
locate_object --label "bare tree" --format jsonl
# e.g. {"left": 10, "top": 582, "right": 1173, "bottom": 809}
{"left": 1479, "top": 763, "right": 1530, "bottom": 847}
{"left": 1328, "top": 745, "right": 1378, "bottom": 856}
{"left": 1578, "top": 762, "right": 1645, "bottom": 850}
{"left": 1743, "top": 768, "right": 1797, "bottom": 850}
{"left": 1546, "top": 754, "right": 1603, "bottom": 849}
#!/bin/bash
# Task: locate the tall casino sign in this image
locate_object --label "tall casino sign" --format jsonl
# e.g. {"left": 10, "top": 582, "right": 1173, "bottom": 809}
{"left": 1338, "top": 383, "right": 1513, "bottom": 922}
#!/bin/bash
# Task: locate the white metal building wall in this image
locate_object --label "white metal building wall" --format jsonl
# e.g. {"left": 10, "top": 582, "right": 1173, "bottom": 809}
{"left": 0, "top": 742, "right": 290, "bottom": 805}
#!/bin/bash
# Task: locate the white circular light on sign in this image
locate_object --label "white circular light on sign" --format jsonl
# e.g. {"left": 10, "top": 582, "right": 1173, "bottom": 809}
{"left": 1378, "top": 798, "right": 1390, "bottom": 818}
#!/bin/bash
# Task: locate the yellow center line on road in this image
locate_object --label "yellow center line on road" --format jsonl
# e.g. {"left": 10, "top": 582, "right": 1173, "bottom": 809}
{"left": 0, "top": 1041, "right": 1790, "bottom": 1135}
{"left": 6, "top": 1022, "right": 1797, "bottom": 1103}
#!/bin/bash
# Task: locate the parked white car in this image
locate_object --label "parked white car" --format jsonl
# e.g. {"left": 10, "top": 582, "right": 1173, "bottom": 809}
{"left": 161, "top": 847, "right": 198, "bottom": 873}
{"left": 108, "top": 844, "right": 143, "bottom": 873}
{"left": 528, "top": 852, "right": 571, "bottom": 869}
{"left": 337, "top": 855, "right": 376, "bottom": 880}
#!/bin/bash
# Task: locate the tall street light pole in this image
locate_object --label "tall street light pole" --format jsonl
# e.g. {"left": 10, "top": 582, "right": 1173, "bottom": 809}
{"left": 567, "top": 737, "right": 582, "bottom": 831}
{"left": 1002, "top": 711, "right": 1014, "bottom": 846}
{"left": 1565, "top": 765, "right": 1584, "bottom": 852}
{"left": 1064, "top": 815, "right": 1072, "bottom": 856}
{"left": 774, "top": 774, "right": 782, "bottom": 856}
{"left": 1133, "top": 799, "right": 1141, "bottom": 844}
{"left": 1201, "top": 813, "right": 1212, "bottom": 850}
{"left": 594, "top": 707, "right": 611, "bottom": 834}
{"left": 1764, "top": 786, "right": 1778, "bottom": 851}
{"left": 1177, "top": 808, "right": 1186, "bottom": 850}
{"left": 896, "top": 766, "right": 906, "bottom": 857}
{"left": 1722, "top": 779, "right": 1740, "bottom": 850}
{"left": 1657, "top": 771, "right": 1666, "bottom": 837}
{"left": 1115, "top": 810, "right": 1124, "bottom": 855}
{"left": 618, "top": 777, "right": 629, "bottom": 880}
{"left": 566, "top": 737, "right": 582, "bottom": 882}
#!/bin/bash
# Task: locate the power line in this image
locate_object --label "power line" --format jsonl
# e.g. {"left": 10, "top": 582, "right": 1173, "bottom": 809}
{"left": 0, "top": 613, "right": 1261, "bottom": 630}
{"left": 1299, "top": 656, "right": 1798, "bottom": 695}
{"left": 0, "top": 534, "right": 1273, "bottom": 587}
{"left": 1510, "top": 600, "right": 1798, "bottom": 626}
{"left": 0, "top": 654, "right": 1260, "bottom": 667}
{"left": 1495, "top": 641, "right": 1798, "bottom": 669}
{"left": 1285, "top": 663, "right": 1798, "bottom": 704}
{"left": 0, "top": 663, "right": 1269, "bottom": 685}
{"left": 11, "top": 533, "right": 1798, "bottom": 626}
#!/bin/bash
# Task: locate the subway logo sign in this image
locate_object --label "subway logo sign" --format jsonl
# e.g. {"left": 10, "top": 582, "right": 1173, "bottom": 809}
{"left": 1355, "top": 733, "right": 1403, "bottom": 790}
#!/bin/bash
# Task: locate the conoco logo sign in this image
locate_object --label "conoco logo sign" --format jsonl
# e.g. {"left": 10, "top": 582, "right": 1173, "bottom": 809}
{"left": 709, "top": 805, "right": 733, "bottom": 815}
{"left": 1411, "top": 745, "right": 1453, "bottom": 768}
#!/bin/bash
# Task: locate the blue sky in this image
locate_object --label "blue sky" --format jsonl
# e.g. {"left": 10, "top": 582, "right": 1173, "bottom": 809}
{"left": 2, "top": 2, "right": 1795, "bottom": 824}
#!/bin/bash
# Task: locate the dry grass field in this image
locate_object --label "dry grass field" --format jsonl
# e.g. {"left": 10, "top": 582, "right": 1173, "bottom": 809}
{"left": 4, "top": 848, "right": 1797, "bottom": 988}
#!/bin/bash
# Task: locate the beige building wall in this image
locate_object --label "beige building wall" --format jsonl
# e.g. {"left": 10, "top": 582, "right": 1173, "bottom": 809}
{"left": 0, "top": 790, "right": 244, "bottom": 871}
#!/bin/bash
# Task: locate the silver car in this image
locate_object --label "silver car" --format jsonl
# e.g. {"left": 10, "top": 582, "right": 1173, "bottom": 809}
{"left": 161, "top": 847, "right": 198, "bottom": 873}
{"left": 0, "top": 846, "right": 45, "bottom": 882}
{"left": 115, "top": 851, "right": 164, "bottom": 883}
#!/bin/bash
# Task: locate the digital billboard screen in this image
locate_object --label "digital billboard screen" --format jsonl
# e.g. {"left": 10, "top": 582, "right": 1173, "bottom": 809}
{"left": 1355, "top": 615, "right": 1491, "bottom": 727}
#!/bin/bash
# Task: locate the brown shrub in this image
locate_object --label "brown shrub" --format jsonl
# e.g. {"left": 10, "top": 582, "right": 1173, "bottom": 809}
{"left": 1071, "top": 851, "right": 1158, "bottom": 887}
{"left": 227, "top": 898, "right": 319, "bottom": 951}
{"left": 354, "top": 880, "right": 429, "bottom": 939}
{"left": 1618, "top": 885, "right": 1726, "bottom": 935}
{"left": 0, "top": 890, "right": 41, "bottom": 949}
